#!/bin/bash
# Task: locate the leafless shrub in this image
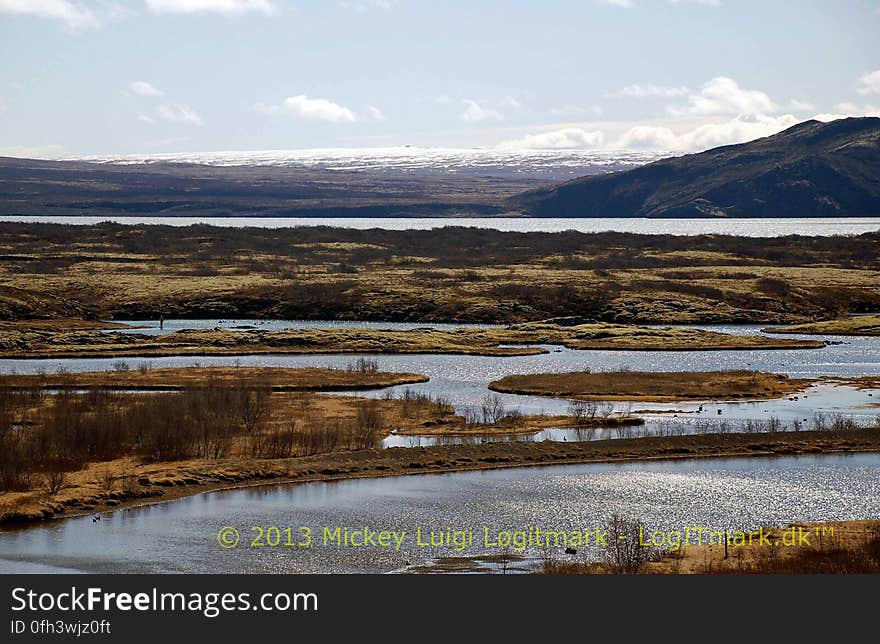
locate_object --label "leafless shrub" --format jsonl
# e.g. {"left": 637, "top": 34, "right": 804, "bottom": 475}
{"left": 604, "top": 515, "right": 653, "bottom": 574}
{"left": 352, "top": 399, "right": 383, "bottom": 449}
{"left": 45, "top": 470, "right": 66, "bottom": 495}
{"left": 348, "top": 357, "right": 379, "bottom": 373}
{"left": 481, "top": 393, "right": 506, "bottom": 424}
{"left": 568, "top": 399, "right": 598, "bottom": 421}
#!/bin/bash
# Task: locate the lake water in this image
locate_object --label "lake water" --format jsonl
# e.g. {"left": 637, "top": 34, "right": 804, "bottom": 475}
{"left": 1, "top": 453, "right": 877, "bottom": 574}
{"left": 2, "top": 216, "right": 879, "bottom": 237}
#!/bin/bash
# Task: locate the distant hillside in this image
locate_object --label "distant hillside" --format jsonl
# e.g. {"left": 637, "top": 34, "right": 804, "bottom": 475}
{"left": 0, "top": 149, "right": 656, "bottom": 219}
{"left": 511, "top": 117, "right": 880, "bottom": 218}
{"left": 0, "top": 156, "right": 537, "bottom": 218}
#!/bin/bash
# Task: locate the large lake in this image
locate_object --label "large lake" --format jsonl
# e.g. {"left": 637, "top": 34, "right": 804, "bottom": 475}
{"left": 2, "top": 216, "right": 879, "bottom": 237}
{"left": 1, "top": 453, "right": 877, "bottom": 574}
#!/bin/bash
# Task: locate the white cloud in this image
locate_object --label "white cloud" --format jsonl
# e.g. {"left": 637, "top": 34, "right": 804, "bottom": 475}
{"left": 498, "top": 128, "right": 604, "bottom": 150}
{"left": 597, "top": 0, "right": 634, "bottom": 7}
{"left": 677, "top": 113, "right": 799, "bottom": 150}
{"left": 0, "top": 0, "right": 100, "bottom": 31}
{"left": 129, "top": 81, "right": 164, "bottom": 97}
{"left": 156, "top": 103, "right": 204, "bottom": 126}
{"left": 461, "top": 99, "right": 504, "bottom": 122}
{"left": 617, "top": 83, "right": 690, "bottom": 98}
{"left": 669, "top": 0, "right": 721, "bottom": 5}
{"left": 814, "top": 103, "right": 880, "bottom": 121}
{"left": 145, "top": 0, "right": 275, "bottom": 15}
{"left": 857, "top": 70, "right": 880, "bottom": 96}
{"left": 671, "top": 76, "right": 777, "bottom": 116}
{"left": 273, "top": 95, "right": 357, "bottom": 123}
{"left": 137, "top": 113, "right": 157, "bottom": 125}
{"left": 614, "top": 113, "right": 800, "bottom": 152}
{"left": 366, "top": 105, "right": 386, "bottom": 121}
{"left": 0, "top": 144, "right": 65, "bottom": 159}
{"left": 615, "top": 125, "right": 680, "bottom": 150}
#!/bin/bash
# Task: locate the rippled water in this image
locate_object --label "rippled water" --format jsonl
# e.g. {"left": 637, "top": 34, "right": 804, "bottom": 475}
{"left": 2, "top": 216, "right": 879, "bottom": 237}
{"left": 1, "top": 453, "right": 877, "bottom": 574}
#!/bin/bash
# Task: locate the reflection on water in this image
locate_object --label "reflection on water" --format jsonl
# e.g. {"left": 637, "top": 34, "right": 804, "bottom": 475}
{"left": 1, "top": 453, "right": 877, "bottom": 574}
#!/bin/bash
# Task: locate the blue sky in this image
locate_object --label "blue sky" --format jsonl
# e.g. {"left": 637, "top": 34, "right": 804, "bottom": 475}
{"left": 0, "top": 0, "right": 878, "bottom": 157}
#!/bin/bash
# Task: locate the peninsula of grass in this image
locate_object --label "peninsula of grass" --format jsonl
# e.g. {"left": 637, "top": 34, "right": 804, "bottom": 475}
{"left": 488, "top": 370, "right": 812, "bottom": 402}
{"left": 764, "top": 314, "right": 880, "bottom": 336}
{"left": 0, "top": 365, "right": 428, "bottom": 392}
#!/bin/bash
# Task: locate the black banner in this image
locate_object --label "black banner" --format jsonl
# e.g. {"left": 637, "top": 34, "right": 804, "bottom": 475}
{"left": 2, "top": 574, "right": 875, "bottom": 640}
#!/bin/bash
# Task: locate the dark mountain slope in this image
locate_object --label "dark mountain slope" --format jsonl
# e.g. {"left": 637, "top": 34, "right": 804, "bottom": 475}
{"left": 511, "top": 117, "right": 880, "bottom": 218}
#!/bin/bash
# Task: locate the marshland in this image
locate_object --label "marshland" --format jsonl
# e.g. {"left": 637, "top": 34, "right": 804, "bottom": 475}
{"left": 1, "top": 223, "right": 879, "bottom": 574}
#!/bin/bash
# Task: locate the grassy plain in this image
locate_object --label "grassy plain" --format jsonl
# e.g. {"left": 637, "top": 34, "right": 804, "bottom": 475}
{"left": 1, "top": 224, "right": 878, "bottom": 325}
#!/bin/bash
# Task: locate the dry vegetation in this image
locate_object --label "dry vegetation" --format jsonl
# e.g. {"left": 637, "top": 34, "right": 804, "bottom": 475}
{"left": 765, "top": 314, "right": 880, "bottom": 336}
{"left": 489, "top": 369, "right": 812, "bottom": 402}
{"left": 1, "top": 223, "right": 878, "bottom": 325}
{"left": 543, "top": 519, "right": 880, "bottom": 574}
{"left": 0, "top": 367, "right": 431, "bottom": 497}
{"left": 3, "top": 426, "right": 879, "bottom": 527}
{"left": 0, "top": 365, "right": 428, "bottom": 391}
{"left": 0, "top": 320, "right": 823, "bottom": 359}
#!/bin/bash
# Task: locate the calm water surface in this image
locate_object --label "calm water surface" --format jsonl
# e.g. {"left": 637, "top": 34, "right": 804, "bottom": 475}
{"left": 2, "top": 216, "right": 879, "bottom": 237}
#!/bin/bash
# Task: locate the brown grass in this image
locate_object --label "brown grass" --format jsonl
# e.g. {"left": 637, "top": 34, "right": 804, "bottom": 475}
{"left": 2, "top": 428, "right": 879, "bottom": 527}
{"left": 541, "top": 520, "right": 880, "bottom": 574}
{"left": 489, "top": 370, "right": 812, "bottom": 402}
{"left": 1, "top": 224, "right": 879, "bottom": 325}
{"left": 0, "top": 366, "right": 428, "bottom": 391}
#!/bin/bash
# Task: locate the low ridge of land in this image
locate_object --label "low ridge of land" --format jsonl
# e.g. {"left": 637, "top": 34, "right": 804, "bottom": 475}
{"left": 0, "top": 320, "right": 824, "bottom": 359}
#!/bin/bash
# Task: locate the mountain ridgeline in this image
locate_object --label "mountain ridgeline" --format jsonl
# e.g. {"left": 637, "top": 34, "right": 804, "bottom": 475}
{"left": 511, "top": 117, "right": 880, "bottom": 218}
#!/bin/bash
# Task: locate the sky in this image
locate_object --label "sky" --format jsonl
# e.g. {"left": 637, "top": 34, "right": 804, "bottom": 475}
{"left": 0, "top": 0, "right": 879, "bottom": 158}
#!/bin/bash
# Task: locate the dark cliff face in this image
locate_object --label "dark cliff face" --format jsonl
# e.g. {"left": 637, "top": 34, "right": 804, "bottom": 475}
{"left": 511, "top": 117, "right": 880, "bottom": 218}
